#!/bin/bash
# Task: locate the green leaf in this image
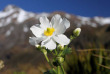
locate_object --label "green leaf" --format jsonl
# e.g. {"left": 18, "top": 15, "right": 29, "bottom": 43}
{"left": 58, "top": 46, "right": 72, "bottom": 57}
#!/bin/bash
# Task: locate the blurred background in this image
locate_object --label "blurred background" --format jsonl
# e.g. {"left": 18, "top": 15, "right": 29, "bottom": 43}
{"left": 0, "top": 0, "right": 110, "bottom": 74}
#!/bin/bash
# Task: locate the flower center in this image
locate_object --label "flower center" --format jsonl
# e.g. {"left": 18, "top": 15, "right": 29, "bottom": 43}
{"left": 44, "top": 27, "right": 55, "bottom": 36}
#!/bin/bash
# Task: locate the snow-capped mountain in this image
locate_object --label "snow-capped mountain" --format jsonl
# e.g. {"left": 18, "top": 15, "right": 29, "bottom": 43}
{"left": 77, "top": 16, "right": 110, "bottom": 27}
{"left": 1, "top": 5, "right": 110, "bottom": 28}
{"left": 0, "top": 5, "right": 110, "bottom": 52}
{"left": 0, "top": 5, "right": 50, "bottom": 27}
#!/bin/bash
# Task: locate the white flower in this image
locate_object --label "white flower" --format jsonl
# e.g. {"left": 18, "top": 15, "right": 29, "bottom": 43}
{"left": 29, "top": 14, "right": 70, "bottom": 50}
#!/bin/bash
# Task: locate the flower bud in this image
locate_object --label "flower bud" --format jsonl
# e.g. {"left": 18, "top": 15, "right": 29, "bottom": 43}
{"left": 58, "top": 44, "right": 64, "bottom": 50}
{"left": 57, "top": 57, "right": 64, "bottom": 63}
{"left": 73, "top": 28, "right": 81, "bottom": 37}
{"left": 35, "top": 45, "right": 42, "bottom": 51}
{"left": 35, "top": 45, "right": 40, "bottom": 48}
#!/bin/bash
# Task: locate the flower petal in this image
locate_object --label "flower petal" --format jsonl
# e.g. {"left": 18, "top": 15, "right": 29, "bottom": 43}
{"left": 51, "top": 14, "right": 70, "bottom": 35}
{"left": 55, "top": 19, "right": 67, "bottom": 35}
{"left": 53, "top": 34, "right": 70, "bottom": 45}
{"left": 30, "top": 25, "right": 43, "bottom": 37}
{"left": 29, "top": 37, "right": 42, "bottom": 46}
{"left": 51, "top": 14, "right": 62, "bottom": 29}
{"left": 40, "top": 16, "right": 50, "bottom": 29}
{"left": 41, "top": 38, "right": 56, "bottom": 50}
{"left": 63, "top": 18, "right": 70, "bottom": 29}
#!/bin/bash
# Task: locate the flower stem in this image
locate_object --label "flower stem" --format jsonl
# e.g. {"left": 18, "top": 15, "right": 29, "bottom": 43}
{"left": 57, "top": 66, "right": 60, "bottom": 74}
{"left": 70, "top": 35, "right": 76, "bottom": 43}
{"left": 60, "top": 64, "right": 65, "bottom": 74}
{"left": 43, "top": 53, "right": 56, "bottom": 73}
{"left": 55, "top": 49, "right": 57, "bottom": 55}
{"left": 44, "top": 53, "right": 53, "bottom": 67}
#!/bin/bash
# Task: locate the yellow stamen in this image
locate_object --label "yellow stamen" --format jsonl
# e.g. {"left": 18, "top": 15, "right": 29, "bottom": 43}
{"left": 44, "top": 27, "right": 55, "bottom": 36}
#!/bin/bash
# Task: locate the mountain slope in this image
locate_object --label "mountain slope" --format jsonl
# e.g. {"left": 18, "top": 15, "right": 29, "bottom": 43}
{"left": 0, "top": 5, "right": 110, "bottom": 51}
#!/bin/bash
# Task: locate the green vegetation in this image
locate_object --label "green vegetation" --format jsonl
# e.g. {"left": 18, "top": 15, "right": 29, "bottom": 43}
{"left": 64, "top": 49, "right": 110, "bottom": 74}
{"left": 1, "top": 49, "right": 110, "bottom": 74}
{"left": 14, "top": 71, "right": 26, "bottom": 74}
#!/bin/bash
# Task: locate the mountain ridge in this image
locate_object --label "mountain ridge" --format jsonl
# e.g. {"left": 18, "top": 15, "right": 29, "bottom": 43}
{"left": 1, "top": 5, "right": 110, "bottom": 28}
{"left": 0, "top": 5, "right": 110, "bottom": 54}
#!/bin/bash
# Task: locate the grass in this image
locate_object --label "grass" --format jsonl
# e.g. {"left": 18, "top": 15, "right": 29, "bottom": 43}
{"left": 0, "top": 48, "right": 110, "bottom": 74}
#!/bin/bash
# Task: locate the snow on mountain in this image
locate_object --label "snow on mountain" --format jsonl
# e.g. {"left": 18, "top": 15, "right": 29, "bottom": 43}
{"left": 0, "top": 9, "right": 14, "bottom": 18}
{"left": 5, "top": 26, "right": 14, "bottom": 36}
{"left": 0, "top": 5, "right": 110, "bottom": 28}
{"left": 0, "top": 5, "right": 34, "bottom": 27}
{"left": 0, "top": 5, "right": 15, "bottom": 18}
{"left": 77, "top": 16, "right": 110, "bottom": 27}
{"left": 77, "top": 16, "right": 91, "bottom": 25}
{"left": 23, "top": 25, "right": 29, "bottom": 32}
{"left": 94, "top": 17, "right": 110, "bottom": 25}
{"left": 0, "top": 5, "right": 52, "bottom": 28}
{"left": 35, "top": 13, "right": 50, "bottom": 19}
{"left": 17, "top": 9, "right": 33, "bottom": 23}
{"left": 65, "top": 13, "right": 71, "bottom": 19}
{"left": 77, "top": 16, "right": 97, "bottom": 27}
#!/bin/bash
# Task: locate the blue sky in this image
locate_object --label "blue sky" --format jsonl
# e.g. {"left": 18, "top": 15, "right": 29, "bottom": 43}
{"left": 0, "top": 0, "right": 110, "bottom": 17}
